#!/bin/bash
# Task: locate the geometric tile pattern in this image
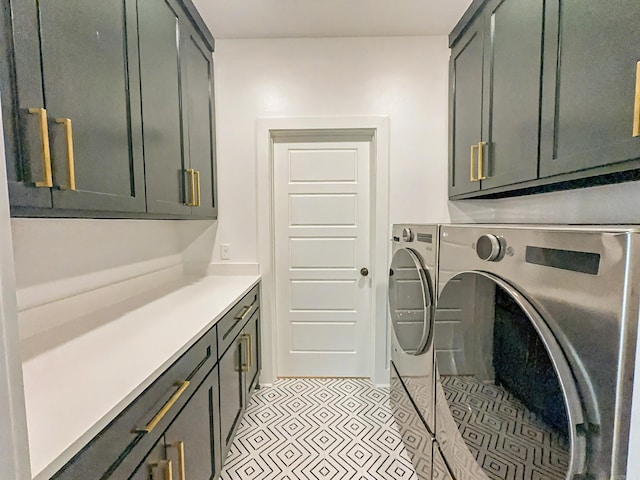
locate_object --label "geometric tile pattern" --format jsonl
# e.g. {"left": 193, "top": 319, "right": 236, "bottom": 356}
{"left": 440, "top": 376, "right": 570, "bottom": 480}
{"left": 221, "top": 378, "right": 418, "bottom": 480}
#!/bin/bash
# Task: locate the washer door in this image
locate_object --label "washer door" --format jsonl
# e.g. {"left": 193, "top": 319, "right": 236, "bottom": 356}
{"left": 389, "top": 248, "right": 434, "bottom": 356}
{"left": 434, "top": 271, "right": 588, "bottom": 480}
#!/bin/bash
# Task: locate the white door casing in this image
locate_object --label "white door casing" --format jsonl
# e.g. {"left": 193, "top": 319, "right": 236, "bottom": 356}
{"left": 274, "top": 140, "right": 371, "bottom": 377}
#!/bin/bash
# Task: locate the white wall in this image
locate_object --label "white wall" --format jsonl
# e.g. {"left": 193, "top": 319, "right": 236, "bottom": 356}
{"left": 212, "top": 36, "right": 451, "bottom": 265}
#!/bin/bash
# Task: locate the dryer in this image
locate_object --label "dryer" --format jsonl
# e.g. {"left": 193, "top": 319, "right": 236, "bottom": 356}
{"left": 389, "top": 224, "right": 440, "bottom": 479}
{"left": 432, "top": 225, "right": 640, "bottom": 480}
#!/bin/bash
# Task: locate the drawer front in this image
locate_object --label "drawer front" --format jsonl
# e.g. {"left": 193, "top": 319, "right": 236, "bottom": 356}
{"left": 217, "top": 284, "right": 260, "bottom": 357}
{"left": 52, "top": 325, "right": 217, "bottom": 480}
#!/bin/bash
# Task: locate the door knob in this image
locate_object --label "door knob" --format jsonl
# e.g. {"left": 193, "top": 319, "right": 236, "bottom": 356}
{"left": 360, "top": 268, "right": 369, "bottom": 277}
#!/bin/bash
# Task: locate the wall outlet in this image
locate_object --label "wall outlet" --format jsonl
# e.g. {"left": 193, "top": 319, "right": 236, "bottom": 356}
{"left": 220, "top": 244, "right": 231, "bottom": 260}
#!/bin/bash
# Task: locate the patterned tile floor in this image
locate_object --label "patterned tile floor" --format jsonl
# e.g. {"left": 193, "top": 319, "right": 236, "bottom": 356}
{"left": 220, "top": 378, "right": 418, "bottom": 480}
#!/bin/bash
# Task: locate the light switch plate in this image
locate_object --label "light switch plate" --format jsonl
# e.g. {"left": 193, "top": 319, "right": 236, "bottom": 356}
{"left": 221, "top": 244, "right": 231, "bottom": 260}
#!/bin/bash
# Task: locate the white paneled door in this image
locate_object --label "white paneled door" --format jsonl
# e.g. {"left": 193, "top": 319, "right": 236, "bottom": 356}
{"left": 274, "top": 140, "right": 371, "bottom": 377}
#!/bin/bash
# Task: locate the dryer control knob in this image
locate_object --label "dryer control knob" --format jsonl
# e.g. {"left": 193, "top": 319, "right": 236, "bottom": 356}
{"left": 476, "top": 234, "right": 502, "bottom": 261}
{"left": 402, "top": 227, "right": 414, "bottom": 242}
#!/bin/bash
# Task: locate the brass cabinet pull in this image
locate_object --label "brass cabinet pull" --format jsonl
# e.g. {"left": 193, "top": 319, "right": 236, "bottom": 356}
{"left": 477, "top": 142, "right": 488, "bottom": 180}
{"left": 135, "top": 381, "right": 190, "bottom": 433}
{"left": 634, "top": 61, "right": 640, "bottom": 137}
{"left": 149, "top": 460, "right": 173, "bottom": 480}
{"left": 168, "top": 441, "right": 186, "bottom": 480}
{"left": 235, "top": 305, "right": 253, "bottom": 321}
{"left": 470, "top": 144, "right": 479, "bottom": 182}
{"left": 185, "top": 169, "right": 196, "bottom": 206}
{"left": 240, "top": 334, "right": 250, "bottom": 372}
{"left": 55, "top": 118, "right": 76, "bottom": 190}
{"left": 246, "top": 333, "right": 253, "bottom": 369}
{"left": 28, "top": 107, "right": 53, "bottom": 188}
{"left": 194, "top": 170, "right": 201, "bottom": 206}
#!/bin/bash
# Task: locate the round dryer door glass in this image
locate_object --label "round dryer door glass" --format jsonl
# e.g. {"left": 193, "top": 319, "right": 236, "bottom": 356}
{"left": 388, "top": 248, "right": 433, "bottom": 355}
{"left": 434, "top": 272, "right": 587, "bottom": 480}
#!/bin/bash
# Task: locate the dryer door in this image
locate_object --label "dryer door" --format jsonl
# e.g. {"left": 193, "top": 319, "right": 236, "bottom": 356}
{"left": 433, "top": 271, "right": 588, "bottom": 480}
{"left": 389, "top": 248, "right": 434, "bottom": 355}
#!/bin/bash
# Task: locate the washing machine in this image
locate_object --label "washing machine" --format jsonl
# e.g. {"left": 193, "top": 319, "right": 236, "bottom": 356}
{"left": 432, "top": 224, "right": 640, "bottom": 480}
{"left": 389, "top": 224, "right": 440, "bottom": 478}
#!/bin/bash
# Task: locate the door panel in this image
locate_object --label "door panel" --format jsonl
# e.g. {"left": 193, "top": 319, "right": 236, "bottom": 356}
{"left": 449, "top": 19, "right": 483, "bottom": 196}
{"left": 38, "top": 0, "right": 145, "bottom": 212}
{"left": 219, "top": 340, "right": 243, "bottom": 461}
{"left": 274, "top": 140, "right": 371, "bottom": 377}
{"left": 138, "top": 0, "right": 191, "bottom": 215}
{"left": 480, "top": 0, "right": 542, "bottom": 189}
{"left": 540, "top": 0, "right": 640, "bottom": 177}
{"left": 184, "top": 28, "right": 217, "bottom": 218}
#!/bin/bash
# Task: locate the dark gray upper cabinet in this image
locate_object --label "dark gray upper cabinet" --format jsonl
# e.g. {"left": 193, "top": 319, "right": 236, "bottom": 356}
{"left": 449, "top": 0, "right": 543, "bottom": 197}
{"left": 479, "top": 0, "right": 542, "bottom": 189}
{"left": 449, "top": 16, "right": 483, "bottom": 197}
{"left": 183, "top": 25, "right": 218, "bottom": 218}
{"left": 9, "top": 0, "right": 146, "bottom": 213}
{"left": 2, "top": 0, "right": 216, "bottom": 218}
{"left": 139, "top": 0, "right": 217, "bottom": 218}
{"left": 449, "top": 0, "right": 640, "bottom": 199}
{"left": 138, "top": 0, "right": 192, "bottom": 216}
{"left": 539, "top": 0, "right": 640, "bottom": 177}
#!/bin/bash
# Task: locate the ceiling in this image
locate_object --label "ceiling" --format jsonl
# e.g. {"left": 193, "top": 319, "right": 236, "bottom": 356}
{"left": 192, "top": 0, "right": 473, "bottom": 39}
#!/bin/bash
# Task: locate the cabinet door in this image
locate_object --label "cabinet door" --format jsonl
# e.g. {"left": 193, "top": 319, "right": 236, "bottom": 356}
{"left": 243, "top": 312, "right": 260, "bottom": 402}
{"left": 449, "top": 18, "right": 484, "bottom": 197}
{"left": 164, "top": 366, "right": 221, "bottom": 480}
{"left": 182, "top": 26, "right": 218, "bottom": 218}
{"left": 219, "top": 339, "right": 244, "bottom": 461}
{"left": 540, "top": 0, "right": 640, "bottom": 177}
{"left": 138, "top": 0, "right": 192, "bottom": 216}
{"left": 4, "top": 0, "right": 53, "bottom": 208}
{"left": 11, "top": 0, "right": 146, "bottom": 213}
{"left": 479, "top": 0, "right": 543, "bottom": 189}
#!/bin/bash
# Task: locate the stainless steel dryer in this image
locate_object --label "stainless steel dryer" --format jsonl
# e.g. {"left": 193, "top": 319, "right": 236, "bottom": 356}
{"left": 389, "top": 224, "right": 440, "bottom": 479}
{"left": 432, "top": 225, "right": 640, "bottom": 480}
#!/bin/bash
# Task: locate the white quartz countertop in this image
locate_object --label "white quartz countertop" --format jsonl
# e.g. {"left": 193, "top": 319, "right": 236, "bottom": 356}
{"left": 20, "top": 275, "right": 261, "bottom": 480}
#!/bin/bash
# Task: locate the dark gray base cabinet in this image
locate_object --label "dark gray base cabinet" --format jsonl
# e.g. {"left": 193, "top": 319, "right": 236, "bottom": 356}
{"left": 1, "top": 0, "right": 217, "bottom": 219}
{"left": 51, "top": 283, "right": 260, "bottom": 480}
{"left": 449, "top": 0, "right": 640, "bottom": 200}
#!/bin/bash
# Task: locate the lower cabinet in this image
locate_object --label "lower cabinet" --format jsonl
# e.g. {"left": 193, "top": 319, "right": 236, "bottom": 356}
{"left": 219, "top": 308, "right": 260, "bottom": 461}
{"left": 50, "top": 283, "right": 260, "bottom": 480}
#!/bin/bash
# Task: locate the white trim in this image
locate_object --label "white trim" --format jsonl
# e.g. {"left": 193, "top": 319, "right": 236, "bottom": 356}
{"left": 0, "top": 101, "right": 32, "bottom": 479}
{"left": 257, "top": 116, "right": 390, "bottom": 385}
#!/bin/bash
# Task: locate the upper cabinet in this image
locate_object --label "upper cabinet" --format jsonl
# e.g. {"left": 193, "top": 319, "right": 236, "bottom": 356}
{"left": 449, "top": 0, "right": 640, "bottom": 199}
{"left": 539, "top": 0, "right": 640, "bottom": 177}
{"left": 138, "top": 0, "right": 217, "bottom": 218}
{"left": 1, "top": 0, "right": 217, "bottom": 218}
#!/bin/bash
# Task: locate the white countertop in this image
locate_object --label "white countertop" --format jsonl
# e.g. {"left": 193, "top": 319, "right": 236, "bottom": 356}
{"left": 20, "top": 275, "right": 260, "bottom": 480}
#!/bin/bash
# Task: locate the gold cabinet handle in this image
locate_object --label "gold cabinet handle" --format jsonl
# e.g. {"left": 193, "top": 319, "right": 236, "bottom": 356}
{"left": 634, "top": 61, "right": 640, "bottom": 137}
{"left": 149, "top": 460, "right": 173, "bottom": 480}
{"left": 135, "top": 381, "right": 190, "bottom": 433}
{"left": 194, "top": 170, "right": 201, "bottom": 206}
{"left": 168, "top": 441, "right": 186, "bottom": 480}
{"left": 477, "top": 142, "right": 487, "bottom": 180}
{"left": 246, "top": 333, "right": 253, "bottom": 369}
{"left": 240, "top": 334, "right": 250, "bottom": 373}
{"left": 27, "top": 107, "right": 53, "bottom": 188}
{"left": 185, "top": 168, "right": 196, "bottom": 206}
{"left": 470, "top": 144, "right": 479, "bottom": 182}
{"left": 55, "top": 118, "right": 76, "bottom": 190}
{"left": 235, "top": 305, "right": 253, "bottom": 321}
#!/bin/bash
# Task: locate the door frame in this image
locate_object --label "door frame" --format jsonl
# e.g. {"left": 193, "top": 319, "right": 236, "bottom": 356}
{"left": 257, "top": 116, "right": 390, "bottom": 386}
